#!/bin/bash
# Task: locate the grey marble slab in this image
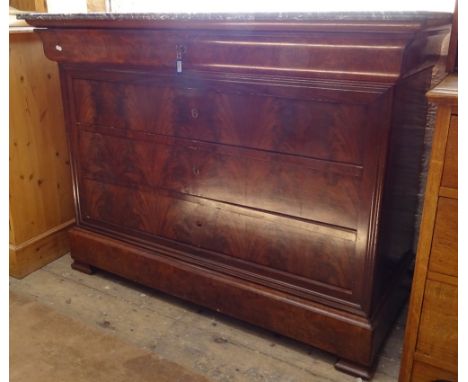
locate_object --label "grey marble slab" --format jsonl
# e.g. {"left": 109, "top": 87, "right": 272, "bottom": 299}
{"left": 17, "top": 11, "right": 452, "bottom": 22}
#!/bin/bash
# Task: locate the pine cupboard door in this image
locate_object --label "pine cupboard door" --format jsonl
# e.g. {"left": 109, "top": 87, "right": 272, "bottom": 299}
{"left": 9, "top": 29, "right": 74, "bottom": 278}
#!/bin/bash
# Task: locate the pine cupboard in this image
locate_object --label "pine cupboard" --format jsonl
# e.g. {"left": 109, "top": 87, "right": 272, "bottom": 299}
{"left": 9, "top": 26, "right": 74, "bottom": 278}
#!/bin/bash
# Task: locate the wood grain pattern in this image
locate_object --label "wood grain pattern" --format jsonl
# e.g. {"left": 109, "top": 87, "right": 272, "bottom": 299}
{"left": 80, "top": 178, "right": 356, "bottom": 293}
{"left": 9, "top": 225, "right": 70, "bottom": 279}
{"left": 399, "top": 74, "right": 458, "bottom": 382}
{"left": 416, "top": 280, "right": 457, "bottom": 371}
{"left": 441, "top": 116, "right": 457, "bottom": 189}
{"left": 411, "top": 360, "right": 457, "bottom": 382}
{"left": 439, "top": 186, "right": 457, "bottom": 199}
{"left": 9, "top": 30, "right": 74, "bottom": 278}
{"left": 10, "top": 0, "right": 46, "bottom": 11}
{"left": 69, "top": 226, "right": 374, "bottom": 365}
{"left": 427, "top": 271, "right": 457, "bottom": 287}
{"left": 34, "top": 21, "right": 452, "bottom": 83}
{"left": 429, "top": 197, "right": 457, "bottom": 277}
{"left": 86, "top": 0, "right": 107, "bottom": 12}
{"left": 38, "top": 29, "right": 404, "bottom": 81}
{"left": 78, "top": 129, "right": 361, "bottom": 229}
{"left": 25, "top": 15, "right": 452, "bottom": 379}
{"left": 72, "top": 77, "right": 366, "bottom": 164}
{"left": 426, "top": 75, "right": 458, "bottom": 105}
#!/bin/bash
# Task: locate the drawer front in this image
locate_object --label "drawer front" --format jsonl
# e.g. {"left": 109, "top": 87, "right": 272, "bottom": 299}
{"left": 416, "top": 280, "right": 457, "bottom": 371}
{"left": 42, "top": 29, "right": 178, "bottom": 68}
{"left": 441, "top": 115, "right": 457, "bottom": 189}
{"left": 429, "top": 197, "right": 457, "bottom": 277}
{"left": 73, "top": 78, "right": 365, "bottom": 165}
{"left": 40, "top": 29, "right": 404, "bottom": 80}
{"left": 411, "top": 360, "right": 457, "bottom": 382}
{"left": 78, "top": 130, "right": 361, "bottom": 229}
{"left": 79, "top": 178, "right": 356, "bottom": 297}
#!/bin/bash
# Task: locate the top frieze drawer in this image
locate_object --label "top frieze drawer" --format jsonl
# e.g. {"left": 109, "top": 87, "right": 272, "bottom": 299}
{"left": 37, "top": 28, "right": 408, "bottom": 82}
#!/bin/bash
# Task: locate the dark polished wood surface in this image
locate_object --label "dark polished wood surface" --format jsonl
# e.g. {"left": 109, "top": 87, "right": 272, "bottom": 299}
{"left": 26, "top": 14, "right": 451, "bottom": 379}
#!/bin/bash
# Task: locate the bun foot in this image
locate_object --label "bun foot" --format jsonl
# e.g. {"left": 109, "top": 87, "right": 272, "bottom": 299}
{"left": 71, "top": 260, "right": 95, "bottom": 275}
{"left": 334, "top": 358, "right": 375, "bottom": 380}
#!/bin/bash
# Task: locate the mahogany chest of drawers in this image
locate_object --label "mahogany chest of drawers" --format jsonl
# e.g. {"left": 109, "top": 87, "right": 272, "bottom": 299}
{"left": 22, "top": 12, "right": 451, "bottom": 378}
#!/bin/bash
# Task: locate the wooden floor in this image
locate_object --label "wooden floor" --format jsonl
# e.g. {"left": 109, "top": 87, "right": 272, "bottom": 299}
{"left": 10, "top": 291, "right": 209, "bottom": 382}
{"left": 10, "top": 254, "right": 406, "bottom": 381}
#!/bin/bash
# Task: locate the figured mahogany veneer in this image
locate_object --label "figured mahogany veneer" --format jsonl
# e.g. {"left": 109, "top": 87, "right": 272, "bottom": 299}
{"left": 23, "top": 13, "right": 451, "bottom": 379}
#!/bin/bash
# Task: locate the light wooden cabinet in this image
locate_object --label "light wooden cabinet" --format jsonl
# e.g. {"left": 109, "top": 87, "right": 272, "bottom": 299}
{"left": 9, "top": 28, "right": 75, "bottom": 278}
{"left": 399, "top": 75, "right": 458, "bottom": 381}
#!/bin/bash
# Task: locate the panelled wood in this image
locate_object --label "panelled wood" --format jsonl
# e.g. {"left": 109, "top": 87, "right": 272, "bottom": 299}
{"left": 441, "top": 116, "right": 458, "bottom": 189}
{"left": 9, "top": 29, "right": 75, "bottom": 278}
{"left": 9, "top": 224, "right": 70, "bottom": 278}
{"left": 411, "top": 361, "right": 457, "bottom": 382}
{"left": 399, "top": 75, "right": 458, "bottom": 381}
{"left": 86, "top": 0, "right": 107, "bottom": 12}
{"left": 416, "top": 280, "right": 457, "bottom": 371}
{"left": 427, "top": 271, "right": 457, "bottom": 287}
{"left": 10, "top": 0, "right": 46, "bottom": 12}
{"left": 72, "top": 77, "right": 366, "bottom": 165}
{"left": 78, "top": 129, "right": 361, "bottom": 229}
{"left": 34, "top": 29, "right": 417, "bottom": 82}
{"left": 22, "top": 12, "right": 451, "bottom": 379}
{"left": 429, "top": 197, "right": 457, "bottom": 277}
{"left": 68, "top": 225, "right": 373, "bottom": 365}
{"left": 81, "top": 177, "right": 356, "bottom": 298}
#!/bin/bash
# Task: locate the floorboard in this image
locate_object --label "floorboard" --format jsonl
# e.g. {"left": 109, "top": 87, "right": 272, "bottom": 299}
{"left": 9, "top": 254, "right": 405, "bottom": 381}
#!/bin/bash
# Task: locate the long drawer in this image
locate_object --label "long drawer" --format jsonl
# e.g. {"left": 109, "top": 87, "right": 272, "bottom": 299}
{"left": 79, "top": 177, "right": 357, "bottom": 300}
{"left": 78, "top": 129, "right": 361, "bottom": 229}
{"left": 72, "top": 78, "right": 366, "bottom": 165}
{"left": 41, "top": 29, "right": 405, "bottom": 81}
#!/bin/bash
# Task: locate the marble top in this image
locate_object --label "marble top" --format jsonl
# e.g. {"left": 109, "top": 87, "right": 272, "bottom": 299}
{"left": 18, "top": 11, "right": 452, "bottom": 22}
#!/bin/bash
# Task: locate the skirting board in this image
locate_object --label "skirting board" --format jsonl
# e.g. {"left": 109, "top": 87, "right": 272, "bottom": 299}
{"left": 9, "top": 220, "right": 74, "bottom": 278}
